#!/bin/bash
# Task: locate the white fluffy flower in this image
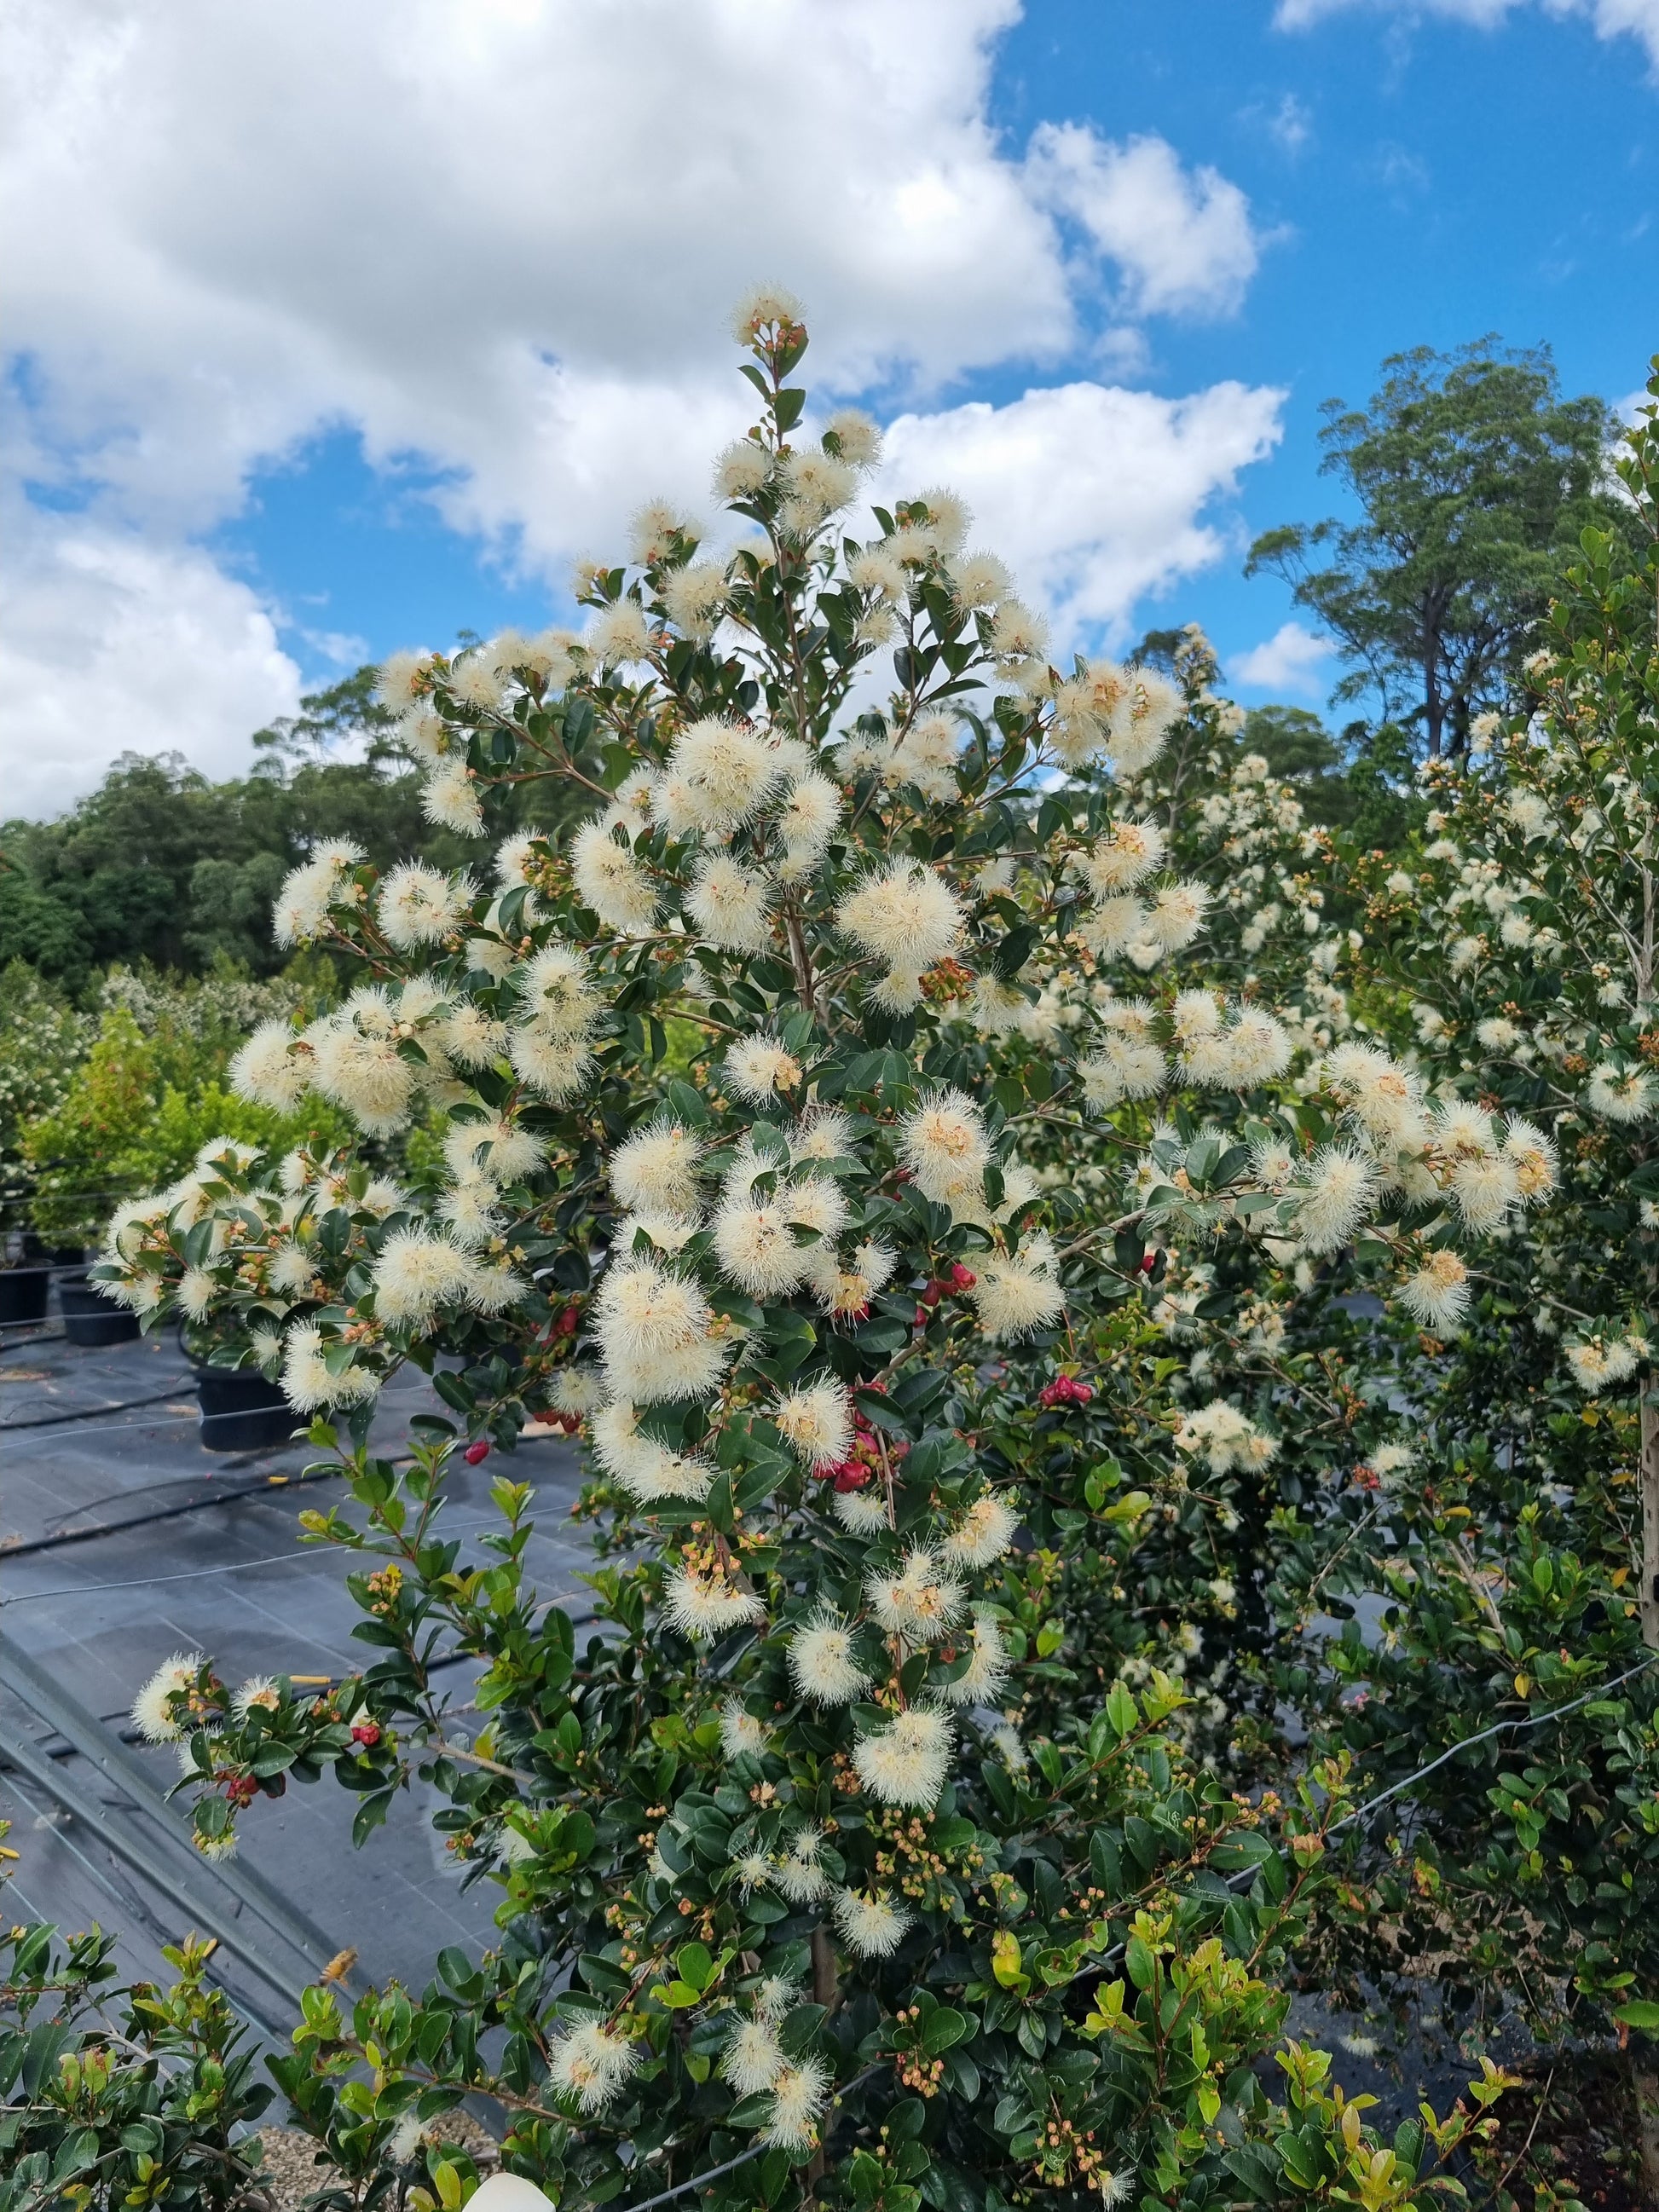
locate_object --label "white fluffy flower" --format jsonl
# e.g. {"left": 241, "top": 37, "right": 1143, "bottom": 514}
{"left": 1448, "top": 1151, "right": 1521, "bottom": 1234}
{"left": 776, "top": 771, "right": 841, "bottom": 866}
{"left": 714, "top": 438, "right": 774, "bottom": 500}
{"left": 1293, "top": 1146, "right": 1379, "bottom": 1256}
{"left": 788, "top": 1611, "right": 870, "bottom": 1704}
{"left": 720, "top": 1698, "right": 767, "bottom": 1761}
{"left": 661, "top": 560, "right": 727, "bottom": 641}
{"left": 668, "top": 717, "right": 784, "bottom": 830}
{"left": 853, "top": 1708, "right": 953, "bottom": 1810}
{"left": 832, "top": 1888, "right": 912, "bottom": 1958}
{"left": 837, "top": 861, "right": 965, "bottom": 970}
{"left": 724, "top": 1034, "right": 803, "bottom": 1105}
{"left": 791, "top": 1108, "right": 855, "bottom": 1164}
{"left": 1503, "top": 1117, "right": 1558, "bottom": 1202}
{"left": 1324, "top": 1045, "right": 1426, "bottom": 1151}
{"left": 1110, "top": 667, "right": 1185, "bottom": 771}
{"left": 1175, "top": 1400, "right": 1278, "bottom": 1476}
{"left": 832, "top": 1488, "right": 892, "bottom": 1535}
{"left": 273, "top": 841, "right": 364, "bottom": 946}
{"left": 629, "top": 499, "right": 697, "bottom": 566}
{"left": 445, "top": 1115, "right": 544, "bottom": 1186}
{"left": 1397, "top": 1250, "right": 1470, "bottom": 1333}
{"left": 372, "top": 1231, "right": 475, "bottom": 1326}
{"left": 968, "top": 1235, "right": 1065, "bottom": 1342}
{"left": 131, "top": 1652, "right": 204, "bottom": 1743}
{"left": 516, "top": 944, "right": 601, "bottom": 1038}
{"left": 942, "top": 1493, "right": 1020, "bottom": 1568}
{"left": 687, "top": 854, "right": 772, "bottom": 951}
{"left": 549, "top": 2022, "right": 639, "bottom": 2116}
{"left": 1587, "top": 1065, "right": 1652, "bottom": 1123}
{"left": 773, "top": 1823, "right": 830, "bottom": 1903}
{"left": 898, "top": 1089, "right": 989, "bottom": 1209}
{"left": 310, "top": 1005, "right": 419, "bottom": 1135}
{"left": 1142, "top": 881, "right": 1210, "bottom": 954}
{"left": 594, "top": 1259, "right": 727, "bottom": 1404}
{"left": 281, "top": 1322, "right": 378, "bottom": 1413}
{"left": 611, "top": 1121, "right": 703, "bottom": 1222}
{"left": 948, "top": 549, "right": 1011, "bottom": 609}
{"left": 764, "top": 2057, "right": 832, "bottom": 2156}
{"left": 664, "top": 1563, "right": 766, "bottom": 1641}
{"left": 888, "top": 713, "right": 961, "bottom": 802}
{"left": 570, "top": 821, "right": 659, "bottom": 933}
{"left": 1082, "top": 818, "right": 1166, "bottom": 894}
{"left": 1565, "top": 1337, "right": 1641, "bottom": 1395}
{"left": 230, "top": 1019, "right": 310, "bottom": 1111}
{"left": 866, "top": 1547, "right": 966, "bottom": 1644}
{"left": 509, "top": 1026, "right": 594, "bottom": 1103}
{"left": 935, "top": 1609, "right": 1011, "bottom": 1707}
{"left": 771, "top": 1380, "right": 853, "bottom": 1468}
{"left": 436, "top": 1002, "right": 505, "bottom": 1073}
{"left": 378, "top": 864, "right": 471, "bottom": 948}
{"left": 591, "top": 1401, "right": 712, "bottom": 1502}
{"left": 720, "top": 2019, "right": 785, "bottom": 2097}
{"left": 420, "top": 762, "right": 485, "bottom": 836}
{"left": 781, "top": 449, "right": 858, "bottom": 531}
{"left": 1078, "top": 1019, "right": 1167, "bottom": 1109}
{"left": 374, "top": 650, "right": 430, "bottom": 710}
{"left": 714, "top": 1193, "right": 817, "bottom": 1299}
{"left": 586, "top": 599, "right": 655, "bottom": 667}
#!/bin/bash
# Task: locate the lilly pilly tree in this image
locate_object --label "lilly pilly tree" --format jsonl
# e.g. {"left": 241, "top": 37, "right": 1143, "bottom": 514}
{"left": 104, "top": 292, "right": 1512, "bottom": 2208}
{"left": 1269, "top": 365, "right": 1659, "bottom": 2143}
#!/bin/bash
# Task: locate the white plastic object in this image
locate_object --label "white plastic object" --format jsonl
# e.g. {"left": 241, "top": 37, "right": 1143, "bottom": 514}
{"left": 467, "top": 2176, "right": 557, "bottom": 2212}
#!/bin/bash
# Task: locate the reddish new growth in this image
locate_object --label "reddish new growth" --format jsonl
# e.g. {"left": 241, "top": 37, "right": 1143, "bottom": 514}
{"left": 818, "top": 1384, "right": 910, "bottom": 1492}
{"left": 1039, "top": 1376, "right": 1095, "bottom": 1409}
{"left": 914, "top": 1262, "right": 978, "bottom": 1331}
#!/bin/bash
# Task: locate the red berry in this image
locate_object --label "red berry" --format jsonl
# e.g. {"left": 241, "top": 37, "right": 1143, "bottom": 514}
{"left": 922, "top": 1282, "right": 943, "bottom": 1308}
{"left": 464, "top": 1441, "right": 491, "bottom": 1464}
{"left": 950, "top": 1263, "right": 977, "bottom": 1291}
{"left": 351, "top": 1722, "right": 381, "bottom": 1747}
{"left": 1139, "top": 1252, "right": 1156, "bottom": 1273}
{"left": 915, "top": 1306, "right": 930, "bottom": 1329}
{"left": 555, "top": 1307, "right": 579, "bottom": 1337}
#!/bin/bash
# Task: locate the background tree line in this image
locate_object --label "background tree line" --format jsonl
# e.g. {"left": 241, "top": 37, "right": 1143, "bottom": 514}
{"left": 0, "top": 335, "right": 1627, "bottom": 1000}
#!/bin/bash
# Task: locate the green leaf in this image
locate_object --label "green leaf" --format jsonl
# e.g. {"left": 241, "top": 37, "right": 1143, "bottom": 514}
{"left": 922, "top": 2006, "right": 968, "bottom": 2053}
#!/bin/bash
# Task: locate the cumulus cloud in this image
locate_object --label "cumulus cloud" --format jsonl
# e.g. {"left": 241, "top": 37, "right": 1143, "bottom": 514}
{"left": 1025, "top": 124, "right": 1260, "bottom": 317}
{"left": 1, "top": 0, "right": 1286, "bottom": 809}
{"left": 1275, "top": 0, "right": 1659, "bottom": 70}
{"left": 884, "top": 381, "right": 1285, "bottom": 647}
{"left": 1229, "top": 621, "right": 1334, "bottom": 694}
{"left": 0, "top": 500, "right": 302, "bottom": 819}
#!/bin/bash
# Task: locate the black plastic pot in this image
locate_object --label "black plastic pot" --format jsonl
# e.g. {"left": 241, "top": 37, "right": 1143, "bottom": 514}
{"left": 0, "top": 1268, "right": 50, "bottom": 1326}
{"left": 194, "top": 1368, "right": 298, "bottom": 1453}
{"left": 58, "top": 1273, "right": 140, "bottom": 1349}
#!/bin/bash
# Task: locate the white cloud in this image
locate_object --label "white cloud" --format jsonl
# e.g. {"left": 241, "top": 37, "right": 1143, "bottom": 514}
{"left": 1026, "top": 124, "right": 1260, "bottom": 317}
{"left": 1268, "top": 94, "right": 1314, "bottom": 153}
{"left": 1, "top": 0, "right": 1284, "bottom": 812}
{"left": 1229, "top": 620, "right": 1333, "bottom": 694}
{"left": 884, "top": 380, "right": 1285, "bottom": 647}
{"left": 1275, "top": 0, "right": 1659, "bottom": 70}
{"left": 0, "top": 500, "right": 302, "bottom": 818}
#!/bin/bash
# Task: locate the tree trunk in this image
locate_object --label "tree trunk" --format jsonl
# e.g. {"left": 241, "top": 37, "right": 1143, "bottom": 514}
{"left": 1640, "top": 1398, "right": 1659, "bottom": 1653}
{"left": 804, "top": 1925, "right": 841, "bottom": 2188}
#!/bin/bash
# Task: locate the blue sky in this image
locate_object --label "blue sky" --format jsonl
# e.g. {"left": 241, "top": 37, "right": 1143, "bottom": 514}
{"left": 5, "top": 0, "right": 1656, "bottom": 812}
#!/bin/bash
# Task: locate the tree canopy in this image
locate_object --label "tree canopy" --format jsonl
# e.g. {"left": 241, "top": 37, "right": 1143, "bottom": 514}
{"left": 0, "top": 667, "right": 564, "bottom": 988}
{"left": 1246, "top": 338, "right": 1616, "bottom": 756}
